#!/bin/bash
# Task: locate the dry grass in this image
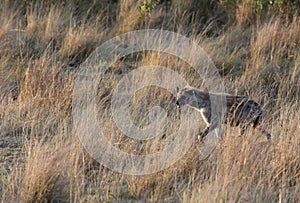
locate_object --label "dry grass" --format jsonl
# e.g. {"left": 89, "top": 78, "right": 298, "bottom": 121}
{"left": 0, "top": 0, "right": 299, "bottom": 202}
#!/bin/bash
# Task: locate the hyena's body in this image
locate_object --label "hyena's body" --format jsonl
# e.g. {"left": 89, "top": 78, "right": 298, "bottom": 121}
{"left": 176, "top": 86, "right": 271, "bottom": 140}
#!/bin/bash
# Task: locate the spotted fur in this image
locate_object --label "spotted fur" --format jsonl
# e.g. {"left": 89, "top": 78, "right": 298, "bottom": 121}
{"left": 176, "top": 86, "right": 271, "bottom": 140}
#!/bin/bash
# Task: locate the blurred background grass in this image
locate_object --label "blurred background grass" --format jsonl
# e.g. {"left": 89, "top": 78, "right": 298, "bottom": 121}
{"left": 0, "top": 0, "right": 299, "bottom": 202}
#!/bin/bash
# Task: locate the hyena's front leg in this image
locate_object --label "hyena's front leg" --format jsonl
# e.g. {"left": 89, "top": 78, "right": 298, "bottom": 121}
{"left": 198, "top": 126, "right": 210, "bottom": 140}
{"left": 198, "top": 120, "right": 218, "bottom": 140}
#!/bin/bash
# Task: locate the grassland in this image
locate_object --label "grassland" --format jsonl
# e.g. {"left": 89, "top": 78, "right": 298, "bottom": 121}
{"left": 0, "top": 0, "right": 299, "bottom": 202}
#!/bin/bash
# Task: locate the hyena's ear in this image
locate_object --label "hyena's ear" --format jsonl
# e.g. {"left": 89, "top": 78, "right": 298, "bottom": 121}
{"left": 176, "top": 87, "right": 179, "bottom": 93}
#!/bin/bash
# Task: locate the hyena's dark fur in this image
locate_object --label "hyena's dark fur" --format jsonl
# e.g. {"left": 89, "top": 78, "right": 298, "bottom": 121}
{"left": 176, "top": 86, "right": 271, "bottom": 140}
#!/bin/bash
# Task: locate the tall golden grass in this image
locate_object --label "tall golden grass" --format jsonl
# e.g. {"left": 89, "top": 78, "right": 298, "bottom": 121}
{"left": 0, "top": 0, "right": 299, "bottom": 202}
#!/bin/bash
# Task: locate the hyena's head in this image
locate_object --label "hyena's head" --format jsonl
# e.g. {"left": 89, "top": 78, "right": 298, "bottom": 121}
{"left": 176, "top": 87, "right": 207, "bottom": 109}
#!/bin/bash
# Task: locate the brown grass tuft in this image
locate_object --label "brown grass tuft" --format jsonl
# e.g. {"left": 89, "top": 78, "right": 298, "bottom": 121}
{"left": 0, "top": 1, "right": 299, "bottom": 202}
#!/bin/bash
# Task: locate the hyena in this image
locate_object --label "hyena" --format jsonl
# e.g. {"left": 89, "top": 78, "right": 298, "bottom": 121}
{"left": 176, "top": 86, "right": 271, "bottom": 140}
